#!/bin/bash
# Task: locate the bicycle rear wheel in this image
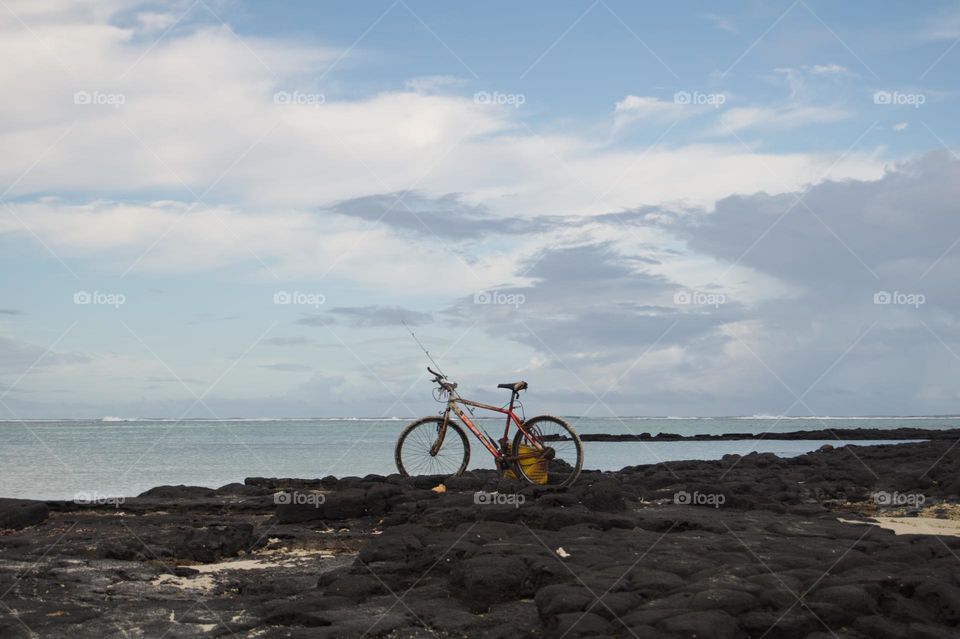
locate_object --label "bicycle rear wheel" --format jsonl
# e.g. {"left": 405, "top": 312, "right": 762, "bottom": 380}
{"left": 395, "top": 417, "right": 470, "bottom": 478}
{"left": 512, "top": 415, "right": 583, "bottom": 487}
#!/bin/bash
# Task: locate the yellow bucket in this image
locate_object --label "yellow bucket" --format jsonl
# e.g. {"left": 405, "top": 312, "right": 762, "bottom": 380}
{"left": 504, "top": 443, "right": 548, "bottom": 484}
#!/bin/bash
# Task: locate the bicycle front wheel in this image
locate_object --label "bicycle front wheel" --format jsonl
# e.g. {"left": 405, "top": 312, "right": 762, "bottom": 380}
{"left": 395, "top": 417, "right": 470, "bottom": 478}
{"left": 512, "top": 415, "right": 583, "bottom": 487}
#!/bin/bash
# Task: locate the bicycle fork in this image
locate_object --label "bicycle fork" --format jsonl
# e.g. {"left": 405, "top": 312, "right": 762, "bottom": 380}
{"left": 429, "top": 409, "right": 451, "bottom": 456}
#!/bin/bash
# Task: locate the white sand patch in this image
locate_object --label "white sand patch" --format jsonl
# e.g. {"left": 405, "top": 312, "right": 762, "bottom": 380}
{"left": 186, "top": 549, "right": 338, "bottom": 573}
{"left": 256, "top": 547, "right": 337, "bottom": 559}
{"left": 151, "top": 548, "right": 341, "bottom": 591}
{"left": 838, "top": 516, "right": 960, "bottom": 537}
{"left": 190, "top": 559, "right": 277, "bottom": 572}
{"left": 152, "top": 573, "right": 215, "bottom": 591}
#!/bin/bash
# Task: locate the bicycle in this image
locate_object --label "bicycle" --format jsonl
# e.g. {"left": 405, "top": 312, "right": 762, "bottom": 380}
{"left": 395, "top": 367, "right": 584, "bottom": 487}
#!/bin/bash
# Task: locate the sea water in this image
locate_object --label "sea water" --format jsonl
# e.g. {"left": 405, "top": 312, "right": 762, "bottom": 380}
{"left": 0, "top": 416, "right": 955, "bottom": 499}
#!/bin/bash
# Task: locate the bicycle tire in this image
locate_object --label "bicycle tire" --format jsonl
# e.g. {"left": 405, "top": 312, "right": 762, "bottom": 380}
{"left": 511, "top": 415, "right": 583, "bottom": 487}
{"left": 395, "top": 416, "right": 470, "bottom": 478}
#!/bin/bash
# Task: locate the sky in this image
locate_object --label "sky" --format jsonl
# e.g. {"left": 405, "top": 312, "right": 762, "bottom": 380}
{"left": 1, "top": 0, "right": 959, "bottom": 418}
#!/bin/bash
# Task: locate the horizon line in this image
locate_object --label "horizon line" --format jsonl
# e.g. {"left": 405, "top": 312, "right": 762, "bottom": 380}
{"left": 1, "top": 414, "right": 959, "bottom": 422}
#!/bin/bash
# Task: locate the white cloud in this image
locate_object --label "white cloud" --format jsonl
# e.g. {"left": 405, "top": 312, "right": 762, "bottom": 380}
{"left": 715, "top": 104, "right": 851, "bottom": 134}
{"left": 700, "top": 13, "right": 738, "bottom": 34}
{"left": 404, "top": 75, "right": 466, "bottom": 93}
{"left": 1, "top": 0, "right": 931, "bottom": 417}
{"left": 613, "top": 95, "right": 689, "bottom": 128}
{"left": 807, "top": 63, "right": 849, "bottom": 75}
{"left": 0, "top": 199, "right": 524, "bottom": 294}
{"left": 0, "top": 3, "right": 885, "bottom": 223}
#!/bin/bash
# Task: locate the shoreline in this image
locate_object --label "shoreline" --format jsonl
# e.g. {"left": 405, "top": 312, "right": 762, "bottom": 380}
{"left": 576, "top": 426, "right": 960, "bottom": 441}
{"left": 2, "top": 439, "right": 960, "bottom": 637}
{"left": 5, "top": 435, "right": 944, "bottom": 503}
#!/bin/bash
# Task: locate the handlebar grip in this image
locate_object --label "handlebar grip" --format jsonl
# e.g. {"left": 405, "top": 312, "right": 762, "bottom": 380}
{"left": 427, "top": 366, "right": 443, "bottom": 378}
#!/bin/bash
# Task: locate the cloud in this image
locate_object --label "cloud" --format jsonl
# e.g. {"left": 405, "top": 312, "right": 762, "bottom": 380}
{"left": 259, "top": 363, "right": 313, "bottom": 372}
{"left": 262, "top": 336, "right": 314, "bottom": 347}
{"left": 423, "top": 152, "right": 960, "bottom": 415}
{"left": 299, "top": 306, "right": 433, "bottom": 328}
{"left": 145, "top": 375, "right": 205, "bottom": 384}
{"left": 0, "top": 309, "right": 23, "bottom": 315}
{"left": 0, "top": 335, "right": 90, "bottom": 375}
{"left": 641, "top": 151, "right": 960, "bottom": 414}
{"left": 0, "top": 198, "right": 522, "bottom": 295}
{"left": 806, "top": 64, "right": 849, "bottom": 75}
{"left": 700, "top": 13, "right": 738, "bottom": 33}
{"left": 405, "top": 75, "right": 466, "bottom": 93}
{"left": 676, "top": 151, "right": 960, "bottom": 292}
{"left": 188, "top": 313, "right": 240, "bottom": 325}
{"left": 716, "top": 104, "right": 850, "bottom": 134}
{"left": 613, "top": 95, "right": 690, "bottom": 129}
{"left": 1, "top": 0, "right": 948, "bottom": 418}
{"left": 711, "top": 65, "right": 853, "bottom": 135}
{"left": 446, "top": 242, "right": 735, "bottom": 358}
{"left": 0, "top": 1, "right": 885, "bottom": 225}
{"left": 329, "top": 191, "right": 548, "bottom": 238}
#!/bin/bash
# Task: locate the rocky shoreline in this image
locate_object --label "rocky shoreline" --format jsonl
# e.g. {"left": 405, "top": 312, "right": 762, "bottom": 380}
{"left": 2, "top": 440, "right": 960, "bottom": 638}
{"left": 576, "top": 426, "right": 960, "bottom": 441}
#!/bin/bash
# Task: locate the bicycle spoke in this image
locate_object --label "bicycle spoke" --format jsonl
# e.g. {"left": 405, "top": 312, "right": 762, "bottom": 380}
{"left": 398, "top": 418, "right": 468, "bottom": 478}
{"left": 514, "top": 417, "right": 582, "bottom": 486}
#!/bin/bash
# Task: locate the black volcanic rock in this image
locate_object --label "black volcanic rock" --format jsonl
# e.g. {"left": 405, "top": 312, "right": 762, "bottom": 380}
{"left": 3, "top": 440, "right": 960, "bottom": 637}
{"left": 0, "top": 498, "right": 49, "bottom": 530}
{"left": 578, "top": 426, "right": 960, "bottom": 442}
{"left": 136, "top": 484, "right": 216, "bottom": 499}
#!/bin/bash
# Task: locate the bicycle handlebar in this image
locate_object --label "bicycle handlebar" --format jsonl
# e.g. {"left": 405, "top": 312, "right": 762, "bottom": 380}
{"left": 427, "top": 366, "right": 457, "bottom": 392}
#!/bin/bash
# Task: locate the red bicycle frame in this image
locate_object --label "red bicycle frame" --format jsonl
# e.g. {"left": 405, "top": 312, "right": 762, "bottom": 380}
{"left": 441, "top": 390, "right": 536, "bottom": 461}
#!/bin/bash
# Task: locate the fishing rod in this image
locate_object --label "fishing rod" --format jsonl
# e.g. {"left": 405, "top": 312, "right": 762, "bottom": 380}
{"left": 400, "top": 320, "right": 447, "bottom": 379}
{"left": 401, "top": 321, "right": 480, "bottom": 419}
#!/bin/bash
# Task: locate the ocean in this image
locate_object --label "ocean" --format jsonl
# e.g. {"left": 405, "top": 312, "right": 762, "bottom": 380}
{"left": 1, "top": 416, "right": 956, "bottom": 500}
